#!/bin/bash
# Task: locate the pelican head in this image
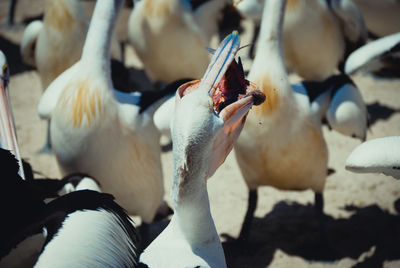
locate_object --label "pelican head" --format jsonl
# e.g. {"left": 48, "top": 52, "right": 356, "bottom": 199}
{"left": 172, "top": 32, "right": 265, "bottom": 179}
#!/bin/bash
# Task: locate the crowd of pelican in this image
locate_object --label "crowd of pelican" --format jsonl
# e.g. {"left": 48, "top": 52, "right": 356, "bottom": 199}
{"left": 1, "top": 0, "right": 400, "bottom": 267}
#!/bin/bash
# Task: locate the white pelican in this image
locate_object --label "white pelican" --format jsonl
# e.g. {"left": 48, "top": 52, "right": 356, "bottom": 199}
{"left": 140, "top": 31, "right": 265, "bottom": 268}
{"left": 38, "top": 0, "right": 165, "bottom": 225}
{"left": 235, "top": 0, "right": 367, "bottom": 80}
{"left": 345, "top": 32, "right": 400, "bottom": 77}
{"left": 127, "top": 0, "right": 228, "bottom": 83}
{"left": 346, "top": 136, "right": 400, "bottom": 179}
{"left": 20, "top": 0, "right": 88, "bottom": 89}
{"left": 234, "top": 0, "right": 329, "bottom": 240}
{"left": 294, "top": 74, "right": 368, "bottom": 141}
{"left": 21, "top": 0, "right": 122, "bottom": 151}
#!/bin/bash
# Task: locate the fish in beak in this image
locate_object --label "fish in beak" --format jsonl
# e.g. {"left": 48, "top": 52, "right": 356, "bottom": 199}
{"left": 174, "top": 31, "right": 265, "bottom": 177}
{"left": 0, "top": 51, "right": 25, "bottom": 179}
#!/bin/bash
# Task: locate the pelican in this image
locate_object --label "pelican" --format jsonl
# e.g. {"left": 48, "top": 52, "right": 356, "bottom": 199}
{"left": 0, "top": 51, "right": 138, "bottom": 268}
{"left": 0, "top": 153, "right": 139, "bottom": 268}
{"left": 33, "top": 190, "right": 139, "bottom": 268}
{"left": 235, "top": 0, "right": 367, "bottom": 80}
{"left": 345, "top": 32, "right": 400, "bottom": 77}
{"left": 140, "top": 31, "right": 265, "bottom": 268}
{"left": 346, "top": 136, "right": 400, "bottom": 179}
{"left": 21, "top": 0, "right": 122, "bottom": 151}
{"left": 20, "top": 0, "right": 88, "bottom": 88}
{"left": 234, "top": 0, "right": 329, "bottom": 240}
{"left": 294, "top": 74, "right": 368, "bottom": 141}
{"left": 38, "top": 0, "right": 165, "bottom": 226}
{"left": 127, "top": 0, "right": 228, "bottom": 83}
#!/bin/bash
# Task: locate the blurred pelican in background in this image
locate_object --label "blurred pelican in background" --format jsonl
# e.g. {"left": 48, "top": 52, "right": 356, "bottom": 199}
{"left": 127, "top": 0, "right": 228, "bottom": 83}
{"left": 346, "top": 136, "right": 400, "bottom": 180}
{"left": 234, "top": 0, "right": 329, "bottom": 241}
{"left": 234, "top": 0, "right": 367, "bottom": 80}
{"left": 21, "top": 0, "right": 122, "bottom": 152}
{"left": 38, "top": 0, "right": 167, "bottom": 229}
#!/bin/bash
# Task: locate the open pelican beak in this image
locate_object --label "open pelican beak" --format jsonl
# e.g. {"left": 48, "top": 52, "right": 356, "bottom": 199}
{"left": 0, "top": 76, "right": 25, "bottom": 180}
{"left": 175, "top": 32, "right": 266, "bottom": 177}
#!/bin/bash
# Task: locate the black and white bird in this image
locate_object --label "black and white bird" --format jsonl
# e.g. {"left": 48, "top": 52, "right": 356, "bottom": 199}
{"left": 345, "top": 32, "right": 400, "bottom": 78}
{"left": 346, "top": 136, "right": 400, "bottom": 180}
{"left": 140, "top": 32, "right": 265, "bottom": 267}
{"left": 0, "top": 50, "right": 139, "bottom": 268}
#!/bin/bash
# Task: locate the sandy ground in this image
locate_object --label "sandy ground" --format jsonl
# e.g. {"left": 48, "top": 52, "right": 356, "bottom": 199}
{"left": 1, "top": 1, "right": 400, "bottom": 267}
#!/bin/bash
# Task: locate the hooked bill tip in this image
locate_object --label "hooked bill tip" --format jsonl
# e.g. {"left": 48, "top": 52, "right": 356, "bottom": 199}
{"left": 246, "top": 90, "right": 265, "bottom": 106}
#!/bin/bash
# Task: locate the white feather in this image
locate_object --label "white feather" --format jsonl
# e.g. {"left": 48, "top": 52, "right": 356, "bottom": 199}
{"left": 345, "top": 32, "right": 400, "bottom": 75}
{"left": 34, "top": 209, "right": 137, "bottom": 268}
{"left": 346, "top": 136, "right": 400, "bottom": 179}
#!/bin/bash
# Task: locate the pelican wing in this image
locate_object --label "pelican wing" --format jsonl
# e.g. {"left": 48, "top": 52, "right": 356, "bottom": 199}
{"left": 20, "top": 20, "right": 43, "bottom": 67}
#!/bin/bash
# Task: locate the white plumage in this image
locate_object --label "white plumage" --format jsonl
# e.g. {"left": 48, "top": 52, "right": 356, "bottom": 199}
{"left": 294, "top": 74, "right": 368, "bottom": 141}
{"left": 346, "top": 136, "right": 400, "bottom": 179}
{"left": 235, "top": 0, "right": 367, "bottom": 80}
{"left": 21, "top": 0, "right": 89, "bottom": 89}
{"left": 38, "top": 0, "right": 164, "bottom": 223}
{"left": 140, "top": 32, "right": 263, "bottom": 267}
{"left": 34, "top": 208, "right": 137, "bottom": 268}
{"left": 345, "top": 32, "right": 400, "bottom": 76}
{"left": 128, "top": 0, "right": 227, "bottom": 83}
{"left": 234, "top": 0, "right": 329, "bottom": 240}
{"left": 326, "top": 81, "right": 367, "bottom": 140}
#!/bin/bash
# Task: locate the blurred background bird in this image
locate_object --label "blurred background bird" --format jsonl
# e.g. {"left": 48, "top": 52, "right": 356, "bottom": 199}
{"left": 234, "top": 0, "right": 367, "bottom": 80}
{"left": 20, "top": 0, "right": 123, "bottom": 152}
{"left": 127, "top": 0, "right": 229, "bottom": 84}
{"left": 37, "top": 0, "right": 170, "bottom": 237}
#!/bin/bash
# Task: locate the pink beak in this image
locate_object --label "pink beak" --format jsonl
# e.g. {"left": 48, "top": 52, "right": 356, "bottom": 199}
{"left": 0, "top": 77, "right": 25, "bottom": 180}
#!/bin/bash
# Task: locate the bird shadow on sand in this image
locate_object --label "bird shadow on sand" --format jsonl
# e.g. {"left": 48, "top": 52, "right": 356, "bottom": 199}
{"left": 367, "top": 101, "right": 400, "bottom": 127}
{"left": 0, "top": 35, "right": 33, "bottom": 76}
{"left": 223, "top": 199, "right": 400, "bottom": 268}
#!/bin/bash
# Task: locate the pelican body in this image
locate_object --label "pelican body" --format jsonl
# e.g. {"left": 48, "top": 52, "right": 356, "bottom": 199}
{"left": 38, "top": 0, "right": 164, "bottom": 223}
{"left": 21, "top": 0, "right": 88, "bottom": 89}
{"left": 234, "top": 0, "right": 329, "bottom": 239}
{"left": 346, "top": 136, "right": 400, "bottom": 179}
{"left": 140, "top": 32, "right": 265, "bottom": 267}
{"left": 345, "top": 32, "right": 400, "bottom": 77}
{"left": 235, "top": 0, "right": 367, "bottom": 80}
{"left": 128, "top": 0, "right": 227, "bottom": 83}
{"left": 295, "top": 74, "right": 368, "bottom": 141}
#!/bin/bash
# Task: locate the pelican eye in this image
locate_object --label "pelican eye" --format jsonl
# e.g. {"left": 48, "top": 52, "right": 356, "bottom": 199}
{"left": 2, "top": 64, "right": 7, "bottom": 74}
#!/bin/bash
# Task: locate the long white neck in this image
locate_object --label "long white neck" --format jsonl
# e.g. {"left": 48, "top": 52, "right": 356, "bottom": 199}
{"left": 171, "top": 148, "right": 219, "bottom": 246}
{"left": 81, "top": 0, "right": 123, "bottom": 74}
{"left": 249, "top": 0, "right": 292, "bottom": 98}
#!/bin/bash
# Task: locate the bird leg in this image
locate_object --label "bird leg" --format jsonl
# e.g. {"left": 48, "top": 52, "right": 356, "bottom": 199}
{"left": 38, "top": 120, "right": 52, "bottom": 153}
{"left": 314, "top": 192, "right": 327, "bottom": 240}
{"left": 238, "top": 189, "right": 258, "bottom": 242}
